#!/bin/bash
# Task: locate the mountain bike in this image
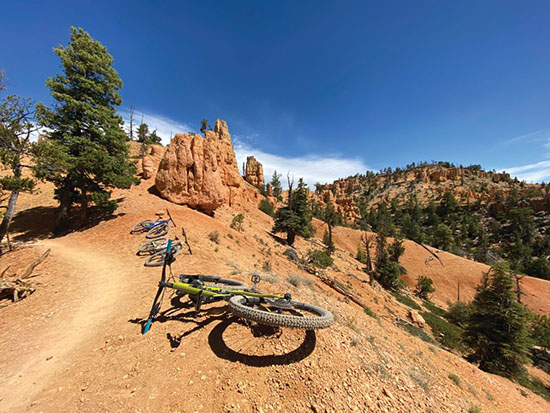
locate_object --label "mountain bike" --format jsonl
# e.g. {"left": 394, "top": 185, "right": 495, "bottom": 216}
{"left": 139, "top": 229, "right": 193, "bottom": 266}
{"left": 130, "top": 209, "right": 176, "bottom": 239}
{"left": 142, "top": 240, "right": 334, "bottom": 334}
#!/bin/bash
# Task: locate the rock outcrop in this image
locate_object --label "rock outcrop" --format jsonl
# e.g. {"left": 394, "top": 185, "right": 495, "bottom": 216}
{"left": 155, "top": 119, "right": 249, "bottom": 214}
{"left": 244, "top": 156, "right": 265, "bottom": 188}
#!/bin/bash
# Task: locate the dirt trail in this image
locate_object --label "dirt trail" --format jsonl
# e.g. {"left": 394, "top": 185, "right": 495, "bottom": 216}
{"left": 0, "top": 237, "right": 133, "bottom": 412}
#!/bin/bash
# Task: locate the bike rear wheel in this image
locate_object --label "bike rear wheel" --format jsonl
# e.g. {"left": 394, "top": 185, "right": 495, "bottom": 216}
{"left": 138, "top": 237, "right": 169, "bottom": 255}
{"left": 144, "top": 243, "right": 183, "bottom": 267}
{"left": 146, "top": 222, "right": 169, "bottom": 239}
{"left": 228, "top": 296, "right": 334, "bottom": 330}
{"left": 131, "top": 219, "right": 152, "bottom": 234}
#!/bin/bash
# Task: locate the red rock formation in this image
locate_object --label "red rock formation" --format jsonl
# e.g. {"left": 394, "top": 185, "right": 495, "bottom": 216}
{"left": 244, "top": 156, "right": 265, "bottom": 188}
{"left": 155, "top": 119, "right": 258, "bottom": 214}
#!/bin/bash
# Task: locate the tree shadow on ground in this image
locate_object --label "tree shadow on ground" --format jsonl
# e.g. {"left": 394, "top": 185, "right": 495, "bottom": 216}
{"left": 8, "top": 199, "right": 126, "bottom": 244}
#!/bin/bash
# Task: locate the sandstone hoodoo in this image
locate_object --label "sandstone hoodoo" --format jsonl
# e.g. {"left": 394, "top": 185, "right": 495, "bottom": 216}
{"left": 155, "top": 119, "right": 244, "bottom": 214}
{"left": 244, "top": 156, "right": 265, "bottom": 188}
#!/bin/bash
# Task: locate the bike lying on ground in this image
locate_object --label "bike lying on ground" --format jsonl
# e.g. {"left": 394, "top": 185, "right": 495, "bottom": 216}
{"left": 142, "top": 240, "right": 334, "bottom": 334}
{"left": 130, "top": 209, "right": 176, "bottom": 239}
{"left": 139, "top": 229, "right": 193, "bottom": 267}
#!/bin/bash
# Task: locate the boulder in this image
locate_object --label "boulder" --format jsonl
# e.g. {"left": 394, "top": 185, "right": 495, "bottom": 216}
{"left": 245, "top": 156, "right": 265, "bottom": 188}
{"left": 407, "top": 309, "right": 425, "bottom": 328}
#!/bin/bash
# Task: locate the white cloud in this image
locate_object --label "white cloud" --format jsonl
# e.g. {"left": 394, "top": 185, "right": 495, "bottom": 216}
{"left": 500, "top": 159, "right": 550, "bottom": 183}
{"left": 119, "top": 108, "right": 195, "bottom": 145}
{"left": 234, "top": 141, "right": 369, "bottom": 188}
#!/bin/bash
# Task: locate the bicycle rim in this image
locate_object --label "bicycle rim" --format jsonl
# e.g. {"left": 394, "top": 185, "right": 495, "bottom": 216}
{"left": 228, "top": 296, "right": 334, "bottom": 330}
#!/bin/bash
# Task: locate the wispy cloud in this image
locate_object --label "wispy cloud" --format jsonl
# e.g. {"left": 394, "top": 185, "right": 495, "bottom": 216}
{"left": 119, "top": 108, "right": 195, "bottom": 145}
{"left": 234, "top": 140, "right": 369, "bottom": 188}
{"left": 502, "top": 130, "right": 544, "bottom": 146}
{"left": 500, "top": 137, "right": 550, "bottom": 182}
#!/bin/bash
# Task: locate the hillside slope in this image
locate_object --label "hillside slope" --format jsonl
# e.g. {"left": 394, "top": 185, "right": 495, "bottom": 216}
{"left": 0, "top": 180, "right": 549, "bottom": 412}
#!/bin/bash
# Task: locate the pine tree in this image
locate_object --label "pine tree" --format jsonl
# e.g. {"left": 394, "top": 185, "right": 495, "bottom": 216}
{"left": 35, "top": 27, "right": 137, "bottom": 232}
{"left": 272, "top": 177, "right": 313, "bottom": 246}
{"left": 270, "top": 170, "right": 283, "bottom": 201}
{"left": 322, "top": 202, "right": 337, "bottom": 255}
{"left": 464, "top": 261, "right": 531, "bottom": 378}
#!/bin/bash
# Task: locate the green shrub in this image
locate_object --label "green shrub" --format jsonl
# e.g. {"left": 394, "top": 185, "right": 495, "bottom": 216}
{"left": 258, "top": 199, "right": 275, "bottom": 217}
{"left": 363, "top": 306, "right": 379, "bottom": 320}
{"left": 230, "top": 213, "right": 245, "bottom": 231}
{"left": 423, "top": 300, "right": 447, "bottom": 317}
{"left": 399, "top": 322, "right": 437, "bottom": 345}
{"left": 421, "top": 311, "right": 464, "bottom": 351}
{"left": 414, "top": 276, "right": 435, "bottom": 299}
{"left": 307, "top": 249, "right": 333, "bottom": 268}
{"left": 392, "top": 292, "right": 422, "bottom": 311}
{"left": 448, "top": 373, "right": 461, "bottom": 387}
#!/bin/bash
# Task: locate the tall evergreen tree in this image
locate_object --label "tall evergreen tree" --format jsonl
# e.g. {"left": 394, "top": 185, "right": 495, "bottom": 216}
{"left": 35, "top": 27, "right": 137, "bottom": 232}
{"left": 270, "top": 170, "right": 283, "bottom": 201}
{"left": 322, "top": 202, "right": 337, "bottom": 255}
{"left": 272, "top": 177, "right": 313, "bottom": 245}
{"left": 464, "top": 262, "right": 531, "bottom": 378}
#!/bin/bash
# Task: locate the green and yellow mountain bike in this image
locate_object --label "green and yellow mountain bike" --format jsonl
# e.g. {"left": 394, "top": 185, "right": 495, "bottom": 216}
{"left": 142, "top": 240, "right": 334, "bottom": 334}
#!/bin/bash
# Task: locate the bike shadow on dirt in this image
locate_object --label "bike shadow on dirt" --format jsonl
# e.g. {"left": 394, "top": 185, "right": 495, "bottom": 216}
{"left": 130, "top": 296, "right": 317, "bottom": 366}
{"left": 207, "top": 316, "right": 316, "bottom": 367}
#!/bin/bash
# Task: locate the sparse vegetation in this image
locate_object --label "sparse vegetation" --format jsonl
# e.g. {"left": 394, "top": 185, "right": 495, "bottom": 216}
{"left": 423, "top": 300, "right": 447, "bottom": 317}
{"left": 392, "top": 292, "right": 422, "bottom": 311}
{"left": 448, "top": 373, "right": 461, "bottom": 388}
{"left": 306, "top": 249, "right": 333, "bottom": 269}
{"left": 230, "top": 213, "right": 245, "bottom": 232}
{"left": 421, "top": 311, "right": 464, "bottom": 351}
{"left": 258, "top": 199, "right": 275, "bottom": 217}
{"left": 287, "top": 274, "right": 313, "bottom": 288}
{"left": 208, "top": 231, "right": 220, "bottom": 244}
{"left": 363, "top": 306, "right": 379, "bottom": 320}
{"left": 414, "top": 276, "right": 435, "bottom": 300}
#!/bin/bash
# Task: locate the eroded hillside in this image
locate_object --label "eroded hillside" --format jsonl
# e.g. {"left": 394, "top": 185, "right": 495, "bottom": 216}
{"left": 0, "top": 165, "right": 549, "bottom": 412}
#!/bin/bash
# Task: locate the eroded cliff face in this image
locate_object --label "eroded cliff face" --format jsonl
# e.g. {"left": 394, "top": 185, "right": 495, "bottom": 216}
{"left": 155, "top": 119, "right": 261, "bottom": 214}
{"left": 312, "top": 165, "right": 545, "bottom": 223}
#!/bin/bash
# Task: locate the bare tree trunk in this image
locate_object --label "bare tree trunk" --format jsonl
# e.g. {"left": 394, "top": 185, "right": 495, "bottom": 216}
{"left": 80, "top": 186, "right": 88, "bottom": 225}
{"left": 0, "top": 190, "right": 19, "bottom": 244}
{"left": 129, "top": 105, "right": 135, "bottom": 140}
{"left": 54, "top": 190, "right": 71, "bottom": 234}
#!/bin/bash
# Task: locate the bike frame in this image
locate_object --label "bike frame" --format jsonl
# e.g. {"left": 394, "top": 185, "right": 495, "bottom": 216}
{"left": 163, "top": 280, "right": 284, "bottom": 301}
{"left": 143, "top": 239, "right": 285, "bottom": 334}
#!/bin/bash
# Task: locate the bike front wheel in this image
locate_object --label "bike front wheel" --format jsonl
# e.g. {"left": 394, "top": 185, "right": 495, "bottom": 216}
{"left": 138, "top": 237, "right": 168, "bottom": 255}
{"left": 144, "top": 242, "right": 183, "bottom": 267}
{"left": 146, "top": 222, "right": 169, "bottom": 239}
{"left": 228, "top": 296, "right": 334, "bottom": 330}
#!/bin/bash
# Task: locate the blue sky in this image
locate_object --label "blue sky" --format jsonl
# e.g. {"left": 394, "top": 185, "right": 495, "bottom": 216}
{"left": 2, "top": 1, "right": 550, "bottom": 185}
